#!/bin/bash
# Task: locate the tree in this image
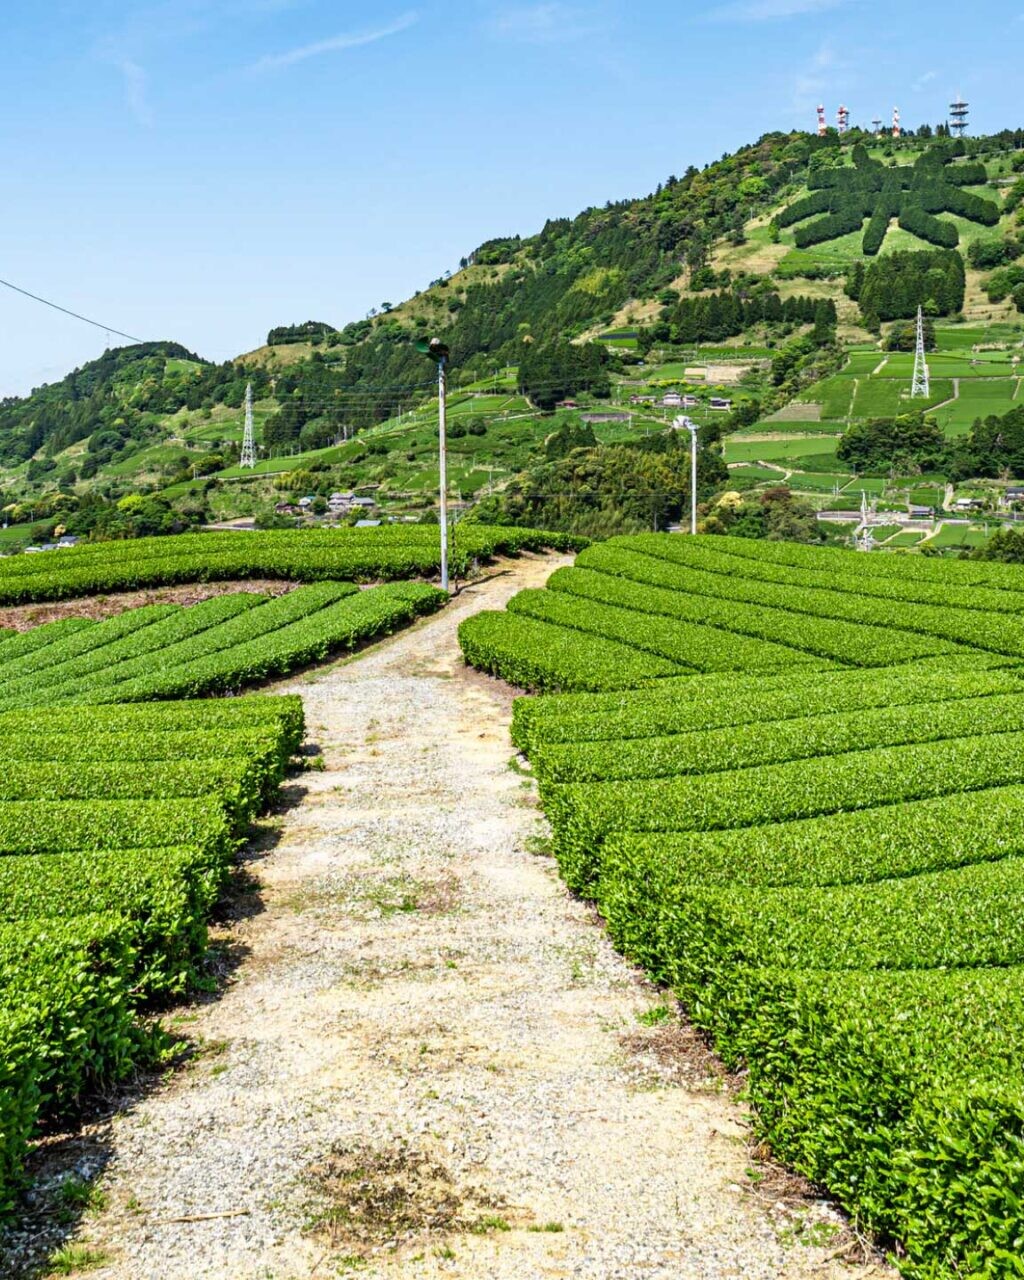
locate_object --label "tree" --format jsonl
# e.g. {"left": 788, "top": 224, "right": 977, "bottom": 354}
{"left": 837, "top": 412, "right": 947, "bottom": 474}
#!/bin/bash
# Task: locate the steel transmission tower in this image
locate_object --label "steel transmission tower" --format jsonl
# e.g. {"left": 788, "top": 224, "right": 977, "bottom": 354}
{"left": 911, "top": 306, "right": 930, "bottom": 399}
{"left": 240, "top": 382, "right": 257, "bottom": 468}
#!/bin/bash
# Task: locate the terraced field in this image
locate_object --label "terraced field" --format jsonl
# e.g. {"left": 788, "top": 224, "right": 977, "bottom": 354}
{"left": 0, "top": 525, "right": 519, "bottom": 1225}
{"left": 461, "top": 533, "right": 1024, "bottom": 1278}
{"left": 0, "top": 696, "right": 301, "bottom": 1215}
{"left": 0, "top": 526, "right": 579, "bottom": 606}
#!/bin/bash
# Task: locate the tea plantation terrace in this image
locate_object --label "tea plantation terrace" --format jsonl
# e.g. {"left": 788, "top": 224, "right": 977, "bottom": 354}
{"left": 461, "top": 534, "right": 1024, "bottom": 1278}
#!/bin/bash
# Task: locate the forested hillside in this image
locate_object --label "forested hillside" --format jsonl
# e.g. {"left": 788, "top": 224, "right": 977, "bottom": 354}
{"left": 3, "top": 125, "right": 1024, "bottom": 553}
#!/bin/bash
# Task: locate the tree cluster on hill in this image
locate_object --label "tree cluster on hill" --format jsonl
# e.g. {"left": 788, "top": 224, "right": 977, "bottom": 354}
{"left": 845, "top": 249, "right": 965, "bottom": 322}
{"left": 968, "top": 236, "right": 1024, "bottom": 270}
{"left": 769, "top": 332, "right": 845, "bottom": 392}
{"left": 467, "top": 236, "right": 522, "bottom": 266}
{"left": 948, "top": 404, "right": 1024, "bottom": 480}
{"left": 651, "top": 289, "right": 835, "bottom": 346}
{"left": 266, "top": 321, "right": 335, "bottom": 346}
{"left": 0, "top": 343, "right": 268, "bottom": 467}
{"left": 837, "top": 412, "right": 947, "bottom": 474}
{"left": 0, "top": 487, "right": 205, "bottom": 544}
{"left": 774, "top": 141, "right": 999, "bottom": 255}
{"left": 468, "top": 432, "right": 728, "bottom": 538}
{"left": 543, "top": 419, "right": 597, "bottom": 460}
{"left": 984, "top": 264, "right": 1024, "bottom": 311}
{"left": 971, "top": 527, "right": 1024, "bottom": 563}
{"left": 703, "top": 487, "right": 826, "bottom": 544}
{"left": 884, "top": 316, "right": 937, "bottom": 351}
{"left": 303, "top": 133, "right": 823, "bottom": 396}
{"left": 517, "top": 340, "right": 610, "bottom": 410}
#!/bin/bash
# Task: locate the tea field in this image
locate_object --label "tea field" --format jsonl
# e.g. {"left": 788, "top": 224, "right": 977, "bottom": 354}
{"left": 0, "top": 695, "right": 302, "bottom": 1215}
{"left": 461, "top": 534, "right": 1024, "bottom": 1278}
{"left": 0, "top": 525, "right": 580, "bottom": 1220}
{"left": 0, "top": 525, "right": 580, "bottom": 606}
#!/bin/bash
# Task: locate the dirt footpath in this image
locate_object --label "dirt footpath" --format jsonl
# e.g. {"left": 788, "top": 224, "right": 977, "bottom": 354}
{"left": 56, "top": 554, "right": 889, "bottom": 1279}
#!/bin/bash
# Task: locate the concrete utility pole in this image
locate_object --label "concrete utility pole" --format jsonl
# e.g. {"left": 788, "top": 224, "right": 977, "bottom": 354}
{"left": 674, "top": 415, "right": 700, "bottom": 534}
{"left": 416, "top": 337, "right": 452, "bottom": 591}
{"left": 438, "top": 354, "right": 450, "bottom": 592}
{"left": 912, "top": 306, "right": 930, "bottom": 399}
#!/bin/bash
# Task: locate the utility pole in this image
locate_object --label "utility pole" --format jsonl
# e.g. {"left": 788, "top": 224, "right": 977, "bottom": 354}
{"left": 912, "top": 306, "right": 930, "bottom": 399}
{"left": 416, "top": 337, "right": 452, "bottom": 591}
{"left": 674, "top": 415, "right": 700, "bottom": 534}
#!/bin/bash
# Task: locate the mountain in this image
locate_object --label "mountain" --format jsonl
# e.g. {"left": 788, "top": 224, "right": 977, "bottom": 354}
{"left": 3, "top": 124, "right": 1024, "bottom": 548}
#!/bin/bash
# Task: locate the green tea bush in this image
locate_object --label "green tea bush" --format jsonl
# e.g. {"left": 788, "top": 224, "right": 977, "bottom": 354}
{"left": 458, "top": 610, "right": 682, "bottom": 691}
{"left": 532, "top": 689, "right": 1024, "bottom": 783}
{"left": 0, "top": 526, "right": 583, "bottom": 604}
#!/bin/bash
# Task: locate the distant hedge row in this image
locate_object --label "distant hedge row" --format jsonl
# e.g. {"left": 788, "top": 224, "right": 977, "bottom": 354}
{"left": 0, "top": 526, "right": 584, "bottom": 605}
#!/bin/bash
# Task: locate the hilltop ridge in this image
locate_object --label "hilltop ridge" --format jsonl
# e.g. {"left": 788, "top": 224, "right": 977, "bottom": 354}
{"left": 2, "top": 125, "right": 1024, "bottom": 548}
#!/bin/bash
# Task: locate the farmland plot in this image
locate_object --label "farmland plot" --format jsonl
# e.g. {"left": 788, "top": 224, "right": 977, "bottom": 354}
{"left": 460, "top": 533, "right": 1024, "bottom": 1277}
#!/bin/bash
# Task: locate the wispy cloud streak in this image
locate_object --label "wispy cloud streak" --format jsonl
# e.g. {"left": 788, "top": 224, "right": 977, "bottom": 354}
{"left": 706, "top": 0, "right": 848, "bottom": 22}
{"left": 248, "top": 11, "right": 418, "bottom": 72}
{"left": 487, "top": 3, "right": 604, "bottom": 44}
{"left": 117, "top": 58, "right": 154, "bottom": 125}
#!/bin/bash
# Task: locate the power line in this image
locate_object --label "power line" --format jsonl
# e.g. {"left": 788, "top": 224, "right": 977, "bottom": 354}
{"left": 0, "top": 276, "right": 144, "bottom": 344}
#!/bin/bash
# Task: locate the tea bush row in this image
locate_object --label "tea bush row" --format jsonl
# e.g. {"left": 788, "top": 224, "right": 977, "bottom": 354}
{"left": 0, "top": 697, "right": 301, "bottom": 1215}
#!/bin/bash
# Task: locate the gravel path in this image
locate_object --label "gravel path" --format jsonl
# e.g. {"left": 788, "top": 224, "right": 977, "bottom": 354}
{"left": 40, "top": 555, "right": 889, "bottom": 1279}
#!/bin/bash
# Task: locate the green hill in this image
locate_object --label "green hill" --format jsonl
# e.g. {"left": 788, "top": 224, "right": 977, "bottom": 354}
{"left": 3, "top": 125, "right": 1024, "bottom": 547}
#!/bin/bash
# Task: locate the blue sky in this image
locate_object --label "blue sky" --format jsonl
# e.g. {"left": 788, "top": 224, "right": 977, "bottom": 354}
{"left": 2, "top": 0, "right": 1020, "bottom": 396}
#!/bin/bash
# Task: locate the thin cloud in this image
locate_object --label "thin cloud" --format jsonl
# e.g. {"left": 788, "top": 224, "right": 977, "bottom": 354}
{"left": 118, "top": 59, "right": 154, "bottom": 126}
{"left": 488, "top": 3, "right": 605, "bottom": 43}
{"left": 706, "top": 0, "right": 848, "bottom": 22}
{"left": 248, "top": 11, "right": 418, "bottom": 72}
{"left": 913, "top": 69, "right": 939, "bottom": 91}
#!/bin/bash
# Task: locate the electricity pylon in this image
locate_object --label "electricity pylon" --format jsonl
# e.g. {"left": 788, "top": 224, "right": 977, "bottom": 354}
{"left": 240, "top": 382, "right": 257, "bottom": 468}
{"left": 911, "top": 306, "right": 930, "bottom": 399}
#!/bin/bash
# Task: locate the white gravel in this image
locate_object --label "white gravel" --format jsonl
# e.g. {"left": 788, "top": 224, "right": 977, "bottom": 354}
{"left": 17, "top": 555, "right": 892, "bottom": 1279}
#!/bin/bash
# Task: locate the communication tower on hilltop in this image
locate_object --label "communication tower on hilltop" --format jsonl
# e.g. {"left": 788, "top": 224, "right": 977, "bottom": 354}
{"left": 892, "top": 107, "right": 902, "bottom": 137}
{"left": 240, "top": 382, "right": 257, "bottom": 469}
{"left": 837, "top": 105, "right": 850, "bottom": 135}
{"left": 872, "top": 116, "right": 883, "bottom": 136}
{"left": 817, "top": 105, "right": 827, "bottom": 136}
{"left": 949, "top": 95, "right": 969, "bottom": 137}
{"left": 911, "top": 306, "right": 931, "bottom": 399}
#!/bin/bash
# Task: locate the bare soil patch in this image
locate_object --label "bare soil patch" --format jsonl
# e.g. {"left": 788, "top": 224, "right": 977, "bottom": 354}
{"left": 0, "top": 580, "right": 296, "bottom": 631}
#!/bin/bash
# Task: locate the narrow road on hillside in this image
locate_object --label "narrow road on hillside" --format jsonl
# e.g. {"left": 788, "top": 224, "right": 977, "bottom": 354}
{"left": 62, "top": 556, "right": 888, "bottom": 1280}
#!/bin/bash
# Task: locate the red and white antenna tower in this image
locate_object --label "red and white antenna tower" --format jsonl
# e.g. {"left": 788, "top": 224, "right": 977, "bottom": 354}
{"left": 817, "top": 105, "right": 827, "bottom": 137}
{"left": 892, "top": 107, "right": 901, "bottom": 137}
{"left": 837, "top": 105, "right": 850, "bottom": 135}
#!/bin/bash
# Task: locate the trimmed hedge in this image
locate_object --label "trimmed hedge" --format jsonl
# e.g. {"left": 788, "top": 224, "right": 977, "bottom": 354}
{"left": 0, "top": 693, "right": 302, "bottom": 1215}
{"left": 517, "top": 664, "right": 1023, "bottom": 754}
{"left": 545, "top": 565, "right": 962, "bottom": 666}
{"left": 0, "top": 584, "right": 443, "bottom": 710}
{"left": 458, "top": 609, "right": 684, "bottom": 691}
{"left": 0, "top": 526, "right": 584, "bottom": 604}
{"left": 531, "top": 689, "right": 1024, "bottom": 783}
{"left": 508, "top": 584, "right": 827, "bottom": 672}
{"left": 0, "top": 916, "right": 140, "bottom": 1116}
{"left": 465, "top": 533, "right": 1024, "bottom": 1274}
{"left": 0, "top": 695, "right": 305, "bottom": 757}
{"left": 599, "top": 784, "right": 1024, "bottom": 894}
{"left": 544, "top": 728, "right": 1024, "bottom": 894}
{"left": 0, "top": 847, "right": 222, "bottom": 999}
{"left": 75, "top": 582, "right": 445, "bottom": 702}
